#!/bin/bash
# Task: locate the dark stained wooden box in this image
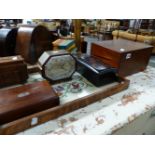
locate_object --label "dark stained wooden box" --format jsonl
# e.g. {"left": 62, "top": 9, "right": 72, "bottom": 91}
{"left": 0, "top": 55, "right": 28, "bottom": 87}
{"left": 75, "top": 54, "right": 118, "bottom": 87}
{"left": 91, "top": 39, "right": 153, "bottom": 76}
{"left": 0, "top": 80, "right": 59, "bottom": 125}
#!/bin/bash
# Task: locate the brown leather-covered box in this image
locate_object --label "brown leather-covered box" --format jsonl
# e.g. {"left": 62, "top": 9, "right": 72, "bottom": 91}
{"left": 0, "top": 80, "right": 59, "bottom": 124}
{"left": 0, "top": 55, "right": 28, "bottom": 87}
{"left": 91, "top": 39, "right": 153, "bottom": 77}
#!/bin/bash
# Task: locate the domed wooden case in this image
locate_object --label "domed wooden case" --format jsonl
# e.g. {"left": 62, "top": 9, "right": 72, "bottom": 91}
{"left": 15, "top": 25, "right": 52, "bottom": 64}
{"left": 0, "top": 27, "right": 18, "bottom": 57}
{"left": 38, "top": 50, "right": 76, "bottom": 83}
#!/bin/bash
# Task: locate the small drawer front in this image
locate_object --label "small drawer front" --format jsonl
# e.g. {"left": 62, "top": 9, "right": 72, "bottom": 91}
{"left": 91, "top": 43, "right": 120, "bottom": 68}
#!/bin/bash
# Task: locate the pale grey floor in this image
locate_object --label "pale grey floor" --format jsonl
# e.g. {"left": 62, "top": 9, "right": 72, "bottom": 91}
{"left": 84, "top": 36, "right": 101, "bottom": 55}
{"left": 149, "top": 56, "right": 155, "bottom": 68}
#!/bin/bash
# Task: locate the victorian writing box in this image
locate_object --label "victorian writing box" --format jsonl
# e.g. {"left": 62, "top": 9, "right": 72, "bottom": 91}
{"left": 0, "top": 80, "right": 59, "bottom": 124}
{"left": 91, "top": 39, "right": 153, "bottom": 76}
{"left": 75, "top": 54, "right": 118, "bottom": 87}
{"left": 0, "top": 55, "right": 28, "bottom": 87}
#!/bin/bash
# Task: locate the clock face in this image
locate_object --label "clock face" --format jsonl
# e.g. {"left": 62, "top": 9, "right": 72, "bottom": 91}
{"left": 44, "top": 55, "right": 76, "bottom": 81}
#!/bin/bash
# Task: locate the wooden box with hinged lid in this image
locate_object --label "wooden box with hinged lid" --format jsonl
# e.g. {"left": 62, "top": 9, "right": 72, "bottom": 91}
{"left": 0, "top": 55, "right": 28, "bottom": 87}
{"left": 0, "top": 80, "right": 59, "bottom": 125}
{"left": 91, "top": 39, "right": 153, "bottom": 77}
{"left": 74, "top": 54, "right": 118, "bottom": 87}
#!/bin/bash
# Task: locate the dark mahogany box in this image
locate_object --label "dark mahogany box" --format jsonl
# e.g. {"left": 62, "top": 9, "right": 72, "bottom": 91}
{"left": 91, "top": 39, "right": 153, "bottom": 77}
{"left": 0, "top": 80, "right": 59, "bottom": 124}
{"left": 0, "top": 55, "right": 28, "bottom": 87}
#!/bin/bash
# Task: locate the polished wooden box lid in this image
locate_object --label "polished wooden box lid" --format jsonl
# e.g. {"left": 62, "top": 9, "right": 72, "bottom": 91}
{"left": 94, "top": 39, "right": 153, "bottom": 53}
{"left": 76, "top": 54, "right": 117, "bottom": 73}
{"left": 0, "top": 55, "right": 24, "bottom": 66}
{"left": 0, "top": 80, "right": 59, "bottom": 124}
{"left": 91, "top": 39, "right": 153, "bottom": 76}
{"left": 75, "top": 54, "right": 118, "bottom": 87}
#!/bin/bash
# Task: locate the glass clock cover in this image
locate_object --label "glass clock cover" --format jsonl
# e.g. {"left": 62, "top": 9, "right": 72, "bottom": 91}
{"left": 44, "top": 54, "right": 76, "bottom": 81}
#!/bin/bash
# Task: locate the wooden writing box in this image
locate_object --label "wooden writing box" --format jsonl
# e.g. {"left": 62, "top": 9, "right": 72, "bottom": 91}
{"left": 91, "top": 39, "right": 153, "bottom": 76}
{"left": 0, "top": 55, "right": 28, "bottom": 87}
{"left": 75, "top": 55, "right": 118, "bottom": 87}
{"left": 0, "top": 75, "right": 129, "bottom": 134}
{"left": 0, "top": 80, "right": 59, "bottom": 125}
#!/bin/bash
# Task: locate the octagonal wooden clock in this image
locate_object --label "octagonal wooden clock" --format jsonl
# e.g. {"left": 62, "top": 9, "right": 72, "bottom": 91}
{"left": 38, "top": 50, "right": 76, "bottom": 83}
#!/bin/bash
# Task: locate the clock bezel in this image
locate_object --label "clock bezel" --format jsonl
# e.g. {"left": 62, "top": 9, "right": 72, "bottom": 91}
{"left": 41, "top": 52, "right": 77, "bottom": 83}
